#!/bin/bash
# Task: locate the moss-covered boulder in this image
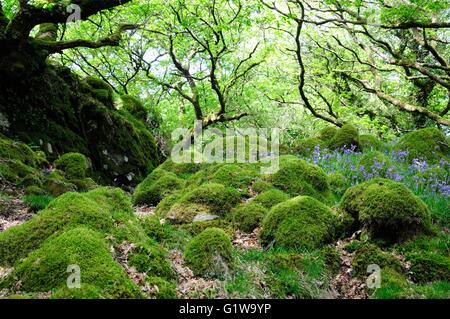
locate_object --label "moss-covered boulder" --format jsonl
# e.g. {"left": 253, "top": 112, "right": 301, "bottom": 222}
{"left": 292, "top": 137, "right": 323, "bottom": 156}
{"left": 2, "top": 227, "right": 141, "bottom": 298}
{"left": 0, "top": 187, "right": 132, "bottom": 266}
{"left": 318, "top": 127, "right": 338, "bottom": 143}
{"left": 340, "top": 178, "right": 432, "bottom": 243}
{"left": 252, "top": 189, "right": 290, "bottom": 209}
{"left": 120, "top": 95, "right": 147, "bottom": 122}
{"left": 128, "top": 244, "right": 175, "bottom": 280}
{"left": 0, "top": 63, "right": 159, "bottom": 186}
{"left": 359, "top": 134, "right": 383, "bottom": 151}
{"left": 351, "top": 243, "right": 404, "bottom": 278}
{"left": 165, "top": 183, "right": 242, "bottom": 224}
{"left": 84, "top": 77, "right": 115, "bottom": 109}
{"left": 133, "top": 170, "right": 184, "bottom": 206}
{"left": 396, "top": 128, "right": 449, "bottom": 163}
{"left": 184, "top": 228, "right": 234, "bottom": 279}
{"left": 54, "top": 152, "right": 88, "bottom": 180}
{"left": 205, "top": 164, "right": 260, "bottom": 194}
{"left": 260, "top": 196, "right": 338, "bottom": 250}
{"left": 231, "top": 203, "right": 268, "bottom": 233}
{"left": 267, "top": 155, "right": 332, "bottom": 203}
{"left": 405, "top": 251, "right": 450, "bottom": 283}
{"left": 327, "top": 124, "right": 360, "bottom": 151}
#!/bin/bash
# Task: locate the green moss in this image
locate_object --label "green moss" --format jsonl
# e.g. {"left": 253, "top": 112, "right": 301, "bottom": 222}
{"left": 25, "top": 185, "right": 48, "bottom": 196}
{"left": 128, "top": 244, "right": 175, "bottom": 280}
{"left": 145, "top": 276, "right": 177, "bottom": 299}
{"left": 120, "top": 95, "right": 147, "bottom": 122}
{"left": 327, "top": 172, "right": 350, "bottom": 196}
{"left": 268, "top": 155, "right": 332, "bottom": 203}
{"left": 231, "top": 203, "right": 268, "bottom": 233}
{"left": 318, "top": 127, "right": 338, "bottom": 143}
{"left": 252, "top": 180, "right": 273, "bottom": 193}
{"left": 328, "top": 124, "right": 360, "bottom": 151}
{"left": 44, "top": 177, "right": 77, "bottom": 196}
{"left": 141, "top": 215, "right": 171, "bottom": 241}
{"left": 260, "top": 196, "right": 338, "bottom": 250}
{"left": 84, "top": 77, "right": 114, "bottom": 107}
{"left": 176, "top": 183, "right": 242, "bottom": 217}
{"left": 0, "top": 187, "right": 131, "bottom": 266}
{"left": 0, "top": 134, "right": 38, "bottom": 167}
{"left": 396, "top": 128, "right": 449, "bottom": 163}
{"left": 5, "top": 227, "right": 141, "bottom": 298}
{"left": 155, "top": 191, "right": 183, "bottom": 218}
{"left": 320, "top": 245, "right": 341, "bottom": 274}
{"left": 352, "top": 243, "right": 403, "bottom": 278}
{"left": 54, "top": 152, "right": 88, "bottom": 180}
{"left": 292, "top": 137, "right": 323, "bottom": 156}
{"left": 359, "top": 134, "right": 383, "bottom": 151}
{"left": 158, "top": 154, "right": 204, "bottom": 178}
{"left": 19, "top": 173, "right": 43, "bottom": 188}
{"left": 252, "top": 189, "right": 290, "bottom": 209}
{"left": 133, "top": 170, "right": 184, "bottom": 206}
{"left": 70, "top": 178, "right": 97, "bottom": 191}
{"left": 167, "top": 202, "right": 212, "bottom": 224}
{"left": 184, "top": 228, "right": 234, "bottom": 279}
{"left": 23, "top": 194, "right": 54, "bottom": 212}
{"left": 411, "top": 281, "right": 450, "bottom": 299}
{"left": 372, "top": 268, "right": 410, "bottom": 299}
{"left": 405, "top": 251, "right": 450, "bottom": 283}
{"left": 179, "top": 219, "right": 235, "bottom": 237}
{"left": 206, "top": 164, "right": 260, "bottom": 195}
{"left": 340, "top": 178, "right": 432, "bottom": 243}
{"left": 51, "top": 284, "right": 104, "bottom": 299}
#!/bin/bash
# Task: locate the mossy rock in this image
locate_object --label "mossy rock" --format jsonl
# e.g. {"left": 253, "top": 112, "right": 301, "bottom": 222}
{"left": 70, "top": 178, "right": 97, "bottom": 191}
{"left": 318, "top": 127, "right": 338, "bottom": 143}
{"left": 0, "top": 187, "right": 132, "bottom": 266}
{"left": 54, "top": 152, "right": 88, "bottom": 180}
{"left": 120, "top": 95, "right": 147, "bottom": 122}
{"left": 321, "top": 245, "right": 341, "bottom": 275}
{"left": 3, "top": 227, "right": 141, "bottom": 298}
{"left": 396, "top": 128, "right": 450, "bottom": 163}
{"left": 405, "top": 251, "right": 450, "bottom": 283}
{"left": 360, "top": 134, "right": 383, "bottom": 151}
{"left": 145, "top": 276, "right": 177, "bottom": 299}
{"left": 158, "top": 154, "right": 204, "bottom": 178}
{"left": 252, "top": 180, "right": 273, "bottom": 193}
{"left": 252, "top": 189, "right": 290, "bottom": 209}
{"left": 231, "top": 203, "right": 268, "bottom": 233}
{"left": 178, "top": 219, "right": 235, "bottom": 238}
{"left": 84, "top": 77, "right": 114, "bottom": 108}
{"left": 267, "top": 155, "right": 332, "bottom": 203}
{"left": 260, "top": 196, "right": 339, "bottom": 250}
{"left": 292, "top": 137, "right": 323, "bottom": 156}
{"left": 327, "top": 172, "right": 350, "bottom": 196}
{"left": 340, "top": 178, "right": 432, "bottom": 243}
{"left": 128, "top": 244, "right": 175, "bottom": 280}
{"left": 184, "top": 228, "right": 234, "bottom": 279}
{"left": 372, "top": 268, "right": 410, "bottom": 299}
{"left": 358, "top": 151, "right": 392, "bottom": 175}
{"left": 133, "top": 170, "right": 184, "bottom": 206}
{"left": 51, "top": 284, "right": 104, "bottom": 299}
{"left": 155, "top": 191, "right": 183, "bottom": 218}
{"left": 44, "top": 178, "right": 77, "bottom": 197}
{"left": 205, "top": 164, "right": 260, "bottom": 195}
{"left": 19, "top": 173, "right": 43, "bottom": 188}
{"left": 0, "top": 134, "right": 39, "bottom": 167}
{"left": 166, "top": 202, "right": 213, "bottom": 224}
{"left": 327, "top": 124, "right": 360, "bottom": 151}
{"left": 167, "top": 183, "right": 242, "bottom": 222}
{"left": 141, "top": 215, "right": 171, "bottom": 242}
{"left": 25, "top": 185, "right": 48, "bottom": 196}
{"left": 351, "top": 243, "right": 404, "bottom": 278}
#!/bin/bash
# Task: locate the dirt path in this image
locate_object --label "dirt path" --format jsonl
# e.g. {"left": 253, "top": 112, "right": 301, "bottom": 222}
{"left": 0, "top": 183, "right": 32, "bottom": 231}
